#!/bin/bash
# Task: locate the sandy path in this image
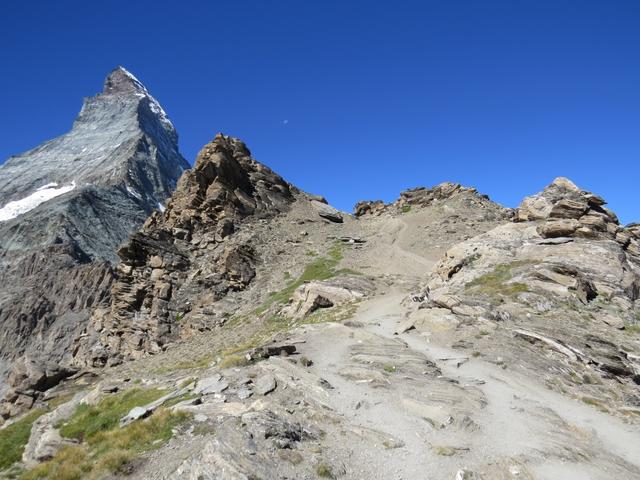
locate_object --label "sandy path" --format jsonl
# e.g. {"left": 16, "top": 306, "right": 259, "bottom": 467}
{"left": 301, "top": 216, "right": 640, "bottom": 479}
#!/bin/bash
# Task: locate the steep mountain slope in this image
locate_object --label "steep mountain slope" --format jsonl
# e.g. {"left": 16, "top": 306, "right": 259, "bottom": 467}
{"left": 406, "top": 177, "right": 640, "bottom": 415}
{"left": 73, "top": 134, "right": 297, "bottom": 367}
{"left": 0, "top": 67, "right": 189, "bottom": 416}
{"left": 2, "top": 131, "right": 640, "bottom": 479}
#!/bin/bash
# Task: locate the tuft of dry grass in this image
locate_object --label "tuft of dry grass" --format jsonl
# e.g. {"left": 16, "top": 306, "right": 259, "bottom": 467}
{"left": 218, "top": 353, "right": 250, "bottom": 369}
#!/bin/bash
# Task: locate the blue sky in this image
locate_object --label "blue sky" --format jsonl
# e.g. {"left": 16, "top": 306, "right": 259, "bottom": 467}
{"left": 1, "top": 0, "right": 638, "bottom": 223}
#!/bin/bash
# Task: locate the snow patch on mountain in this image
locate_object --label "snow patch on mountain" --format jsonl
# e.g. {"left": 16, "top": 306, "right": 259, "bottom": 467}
{"left": 126, "top": 185, "right": 143, "bottom": 200}
{"left": 119, "top": 67, "right": 174, "bottom": 133}
{"left": 0, "top": 181, "right": 76, "bottom": 222}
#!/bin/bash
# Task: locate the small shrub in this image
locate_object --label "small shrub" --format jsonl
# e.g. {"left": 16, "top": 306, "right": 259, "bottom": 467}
{"left": 316, "top": 463, "right": 335, "bottom": 478}
{"left": 401, "top": 205, "right": 411, "bottom": 213}
{"left": 383, "top": 364, "right": 397, "bottom": 373}
{"left": 94, "top": 448, "right": 133, "bottom": 474}
{"left": 299, "top": 356, "right": 313, "bottom": 367}
{"left": 434, "top": 445, "right": 457, "bottom": 456}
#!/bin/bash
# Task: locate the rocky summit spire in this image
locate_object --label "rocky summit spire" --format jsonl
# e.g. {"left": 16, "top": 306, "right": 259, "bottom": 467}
{"left": 73, "top": 134, "right": 296, "bottom": 367}
{"left": 103, "top": 66, "right": 149, "bottom": 95}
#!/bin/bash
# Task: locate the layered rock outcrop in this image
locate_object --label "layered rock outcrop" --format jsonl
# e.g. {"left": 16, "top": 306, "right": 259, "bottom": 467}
{"left": 354, "top": 182, "right": 505, "bottom": 218}
{"left": 73, "top": 134, "right": 296, "bottom": 367}
{"left": 515, "top": 177, "right": 636, "bottom": 248}
{"left": 0, "top": 67, "right": 188, "bottom": 417}
{"left": 408, "top": 178, "right": 640, "bottom": 413}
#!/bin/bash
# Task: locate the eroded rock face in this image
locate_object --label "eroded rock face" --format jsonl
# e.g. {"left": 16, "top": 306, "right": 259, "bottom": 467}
{"left": 412, "top": 178, "right": 640, "bottom": 412}
{"left": 73, "top": 134, "right": 295, "bottom": 367}
{"left": 516, "top": 177, "right": 624, "bottom": 239}
{"left": 0, "top": 67, "right": 188, "bottom": 417}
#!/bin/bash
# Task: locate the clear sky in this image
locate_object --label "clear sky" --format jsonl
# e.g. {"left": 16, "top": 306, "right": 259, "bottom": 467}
{"left": 1, "top": 1, "right": 638, "bottom": 223}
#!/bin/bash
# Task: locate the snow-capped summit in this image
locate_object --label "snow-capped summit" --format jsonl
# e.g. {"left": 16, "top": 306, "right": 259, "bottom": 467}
{"left": 102, "top": 66, "right": 176, "bottom": 135}
{"left": 0, "top": 67, "right": 188, "bottom": 231}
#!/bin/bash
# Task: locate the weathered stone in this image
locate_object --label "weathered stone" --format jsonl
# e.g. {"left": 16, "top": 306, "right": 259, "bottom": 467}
{"left": 311, "top": 200, "right": 343, "bottom": 223}
{"left": 580, "top": 214, "right": 608, "bottom": 231}
{"left": 121, "top": 406, "right": 150, "bottom": 425}
{"left": 280, "top": 277, "right": 373, "bottom": 319}
{"left": 254, "top": 375, "right": 277, "bottom": 395}
{"left": 237, "top": 388, "right": 253, "bottom": 400}
{"left": 354, "top": 200, "right": 386, "bottom": 217}
{"left": 549, "top": 199, "right": 589, "bottom": 219}
{"left": 194, "top": 375, "right": 229, "bottom": 395}
{"left": 537, "top": 219, "right": 579, "bottom": 238}
{"left": 251, "top": 344, "right": 297, "bottom": 359}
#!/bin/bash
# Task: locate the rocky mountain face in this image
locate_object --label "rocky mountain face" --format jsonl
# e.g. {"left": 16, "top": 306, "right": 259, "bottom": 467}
{"left": 354, "top": 182, "right": 499, "bottom": 218}
{"left": 0, "top": 67, "right": 188, "bottom": 416}
{"left": 405, "top": 177, "right": 640, "bottom": 414}
{"left": 72, "top": 134, "right": 296, "bottom": 368}
{"left": 1, "top": 108, "right": 640, "bottom": 477}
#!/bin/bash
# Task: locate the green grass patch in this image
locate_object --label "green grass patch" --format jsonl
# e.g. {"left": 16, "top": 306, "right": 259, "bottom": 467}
{"left": 0, "top": 408, "right": 46, "bottom": 470}
{"left": 156, "top": 243, "right": 361, "bottom": 373}
{"left": 167, "top": 354, "right": 214, "bottom": 371}
{"left": 46, "top": 393, "right": 75, "bottom": 410}
{"left": 58, "top": 388, "right": 168, "bottom": 442}
{"left": 465, "top": 260, "right": 535, "bottom": 298}
{"left": 251, "top": 242, "right": 346, "bottom": 317}
{"left": 22, "top": 408, "right": 189, "bottom": 480}
{"left": 401, "top": 205, "right": 411, "bottom": 213}
{"left": 625, "top": 322, "right": 640, "bottom": 335}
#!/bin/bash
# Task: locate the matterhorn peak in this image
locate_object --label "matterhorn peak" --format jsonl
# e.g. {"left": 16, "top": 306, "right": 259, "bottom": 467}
{"left": 103, "top": 66, "right": 149, "bottom": 95}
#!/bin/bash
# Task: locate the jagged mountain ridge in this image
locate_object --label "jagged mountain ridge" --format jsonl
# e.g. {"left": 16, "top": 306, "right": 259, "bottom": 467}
{"left": 0, "top": 74, "right": 639, "bottom": 478}
{"left": 69, "top": 134, "right": 513, "bottom": 369}
{"left": 32, "top": 156, "right": 637, "bottom": 479}
{"left": 73, "top": 134, "right": 297, "bottom": 367}
{"left": 0, "top": 67, "right": 188, "bottom": 412}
